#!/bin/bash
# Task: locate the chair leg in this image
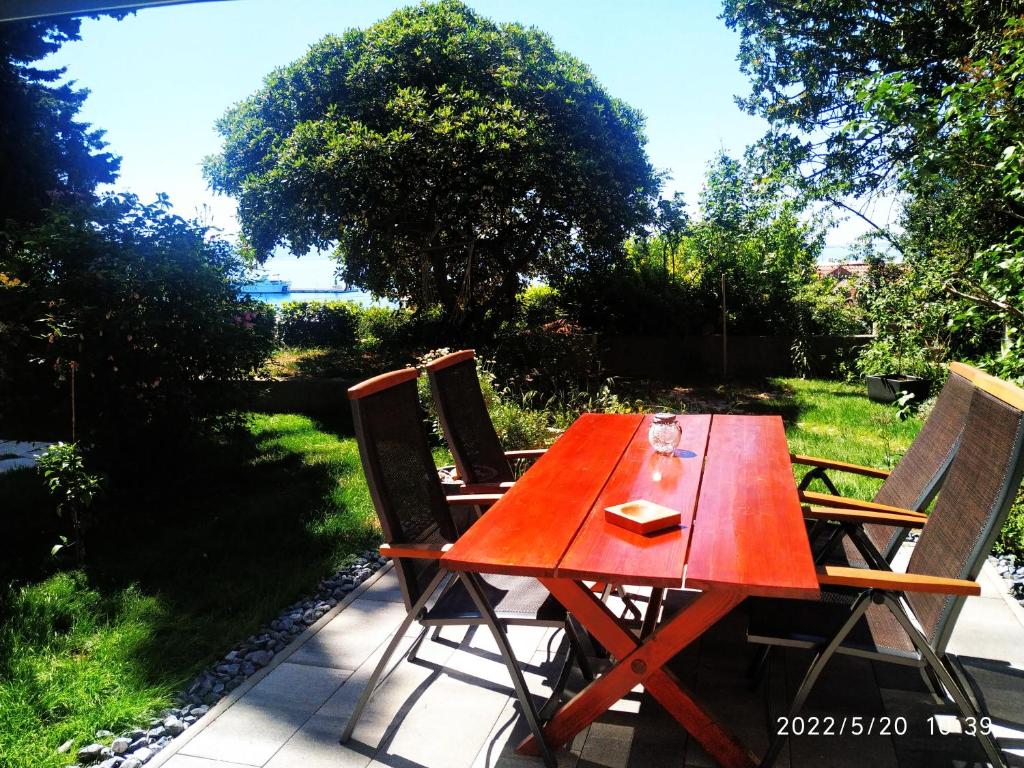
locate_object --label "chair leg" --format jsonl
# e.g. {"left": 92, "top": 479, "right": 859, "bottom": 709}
{"left": 564, "top": 617, "right": 594, "bottom": 683}
{"left": 406, "top": 624, "right": 430, "bottom": 663}
{"left": 760, "top": 591, "right": 873, "bottom": 768}
{"left": 459, "top": 572, "right": 558, "bottom": 768}
{"left": 639, "top": 587, "right": 665, "bottom": 640}
{"left": 339, "top": 570, "right": 445, "bottom": 744}
{"left": 799, "top": 466, "right": 840, "bottom": 495}
{"left": 882, "top": 595, "right": 1006, "bottom": 768}
{"left": 747, "top": 644, "right": 773, "bottom": 690}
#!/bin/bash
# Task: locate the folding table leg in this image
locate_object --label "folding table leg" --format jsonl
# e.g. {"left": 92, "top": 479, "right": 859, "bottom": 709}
{"left": 519, "top": 579, "right": 755, "bottom": 768}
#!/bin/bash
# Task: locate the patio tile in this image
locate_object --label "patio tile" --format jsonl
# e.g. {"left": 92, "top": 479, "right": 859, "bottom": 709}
{"left": 179, "top": 700, "right": 316, "bottom": 766}
{"left": 470, "top": 650, "right": 589, "bottom": 768}
{"left": 949, "top": 598, "right": 1024, "bottom": 670}
{"left": 244, "top": 663, "right": 352, "bottom": 710}
{"left": 357, "top": 570, "right": 405, "bottom": 604}
{"left": 288, "top": 600, "right": 418, "bottom": 670}
{"left": 780, "top": 649, "right": 899, "bottom": 768}
{"left": 159, "top": 756, "right": 260, "bottom": 768}
{"left": 878, "top": 685, "right": 989, "bottom": 768}
{"left": 314, "top": 630, "right": 458, "bottom": 743}
{"left": 978, "top": 562, "right": 1010, "bottom": 600}
{"left": 682, "top": 608, "right": 790, "bottom": 768}
{"left": 262, "top": 713, "right": 375, "bottom": 768}
{"left": 179, "top": 665, "right": 349, "bottom": 765}
{"left": 366, "top": 658, "right": 517, "bottom": 768}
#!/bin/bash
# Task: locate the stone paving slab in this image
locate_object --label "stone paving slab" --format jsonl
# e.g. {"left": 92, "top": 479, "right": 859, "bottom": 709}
{"left": 156, "top": 560, "right": 1024, "bottom": 768}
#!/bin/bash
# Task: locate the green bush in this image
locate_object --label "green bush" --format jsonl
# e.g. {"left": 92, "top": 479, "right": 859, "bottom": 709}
{"left": 276, "top": 301, "right": 359, "bottom": 348}
{"left": 517, "top": 284, "right": 562, "bottom": 327}
{"left": 0, "top": 195, "right": 276, "bottom": 448}
{"left": 415, "top": 349, "right": 552, "bottom": 452}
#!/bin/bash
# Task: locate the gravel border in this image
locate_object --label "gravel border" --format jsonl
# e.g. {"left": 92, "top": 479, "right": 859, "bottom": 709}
{"left": 61, "top": 551, "right": 389, "bottom": 768}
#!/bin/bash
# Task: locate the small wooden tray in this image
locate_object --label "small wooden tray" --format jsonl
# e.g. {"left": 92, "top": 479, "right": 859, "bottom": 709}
{"left": 605, "top": 499, "right": 682, "bottom": 535}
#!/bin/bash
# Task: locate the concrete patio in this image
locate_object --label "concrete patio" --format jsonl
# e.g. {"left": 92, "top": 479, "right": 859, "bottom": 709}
{"left": 150, "top": 547, "right": 1024, "bottom": 768}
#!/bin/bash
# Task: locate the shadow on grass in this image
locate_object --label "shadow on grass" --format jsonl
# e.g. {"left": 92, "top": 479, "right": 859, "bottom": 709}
{"left": 2, "top": 411, "right": 380, "bottom": 696}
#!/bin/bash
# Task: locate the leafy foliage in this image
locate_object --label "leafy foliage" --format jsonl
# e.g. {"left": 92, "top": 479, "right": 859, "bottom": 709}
{"left": 276, "top": 300, "right": 359, "bottom": 348}
{"left": 557, "top": 152, "right": 848, "bottom": 340}
{"left": 36, "top": 443, "right": 102, "bottom": 566}
{"left": 724, "top": 2, "right": 1024, "bottom": 381}
{"left": 205, "top": 0, "right": 659, "bottom": 330}
{"left": 0, "top": 195, "right": 276, "bottom": 448}
{"left": 0, "top": 16, "right": 120, "bottom": 228}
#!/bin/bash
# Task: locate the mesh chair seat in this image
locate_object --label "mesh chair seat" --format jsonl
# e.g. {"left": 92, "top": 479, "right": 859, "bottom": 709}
{"left": 749, "top": 595, "right": 919, "bottom": 661}
{"left": 427, "top": 572, "right": 567, "bottom": 624}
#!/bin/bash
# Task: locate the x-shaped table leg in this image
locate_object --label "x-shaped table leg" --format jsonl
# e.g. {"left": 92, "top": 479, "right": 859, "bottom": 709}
{"left": 517, "top": 579, "right": 757, "bottom": 768}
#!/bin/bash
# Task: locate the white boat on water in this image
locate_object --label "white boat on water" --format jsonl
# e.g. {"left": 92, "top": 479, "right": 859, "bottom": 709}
{"left": 240, "top": 275, "right": 291, "bottom": 294}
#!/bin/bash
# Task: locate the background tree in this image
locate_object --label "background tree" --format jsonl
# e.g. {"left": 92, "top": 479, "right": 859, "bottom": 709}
{"left": 0, "top": 16, "right": 120, "bottom": 228}
{"left": 723, "top": 0, "right": 1024, "bottom": 379}
{"left": 204, "top": 0, "right": 660, "bottom": 332}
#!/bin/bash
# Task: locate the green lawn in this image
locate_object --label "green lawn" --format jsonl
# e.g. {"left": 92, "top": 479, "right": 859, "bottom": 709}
{"left": 0, "top": 413, "right": 380, "bottom": 768}
{"left": 771, "top": 378, "right": 922, "bottom": 499}
{"left": 0, "top": 379, "right": 935, "bottom": 768}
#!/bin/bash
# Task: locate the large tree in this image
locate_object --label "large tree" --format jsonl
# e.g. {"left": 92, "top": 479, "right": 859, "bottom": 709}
{"left": 723, "top": 1, "right": 1024, "bottom": 378}
{"left": 0, "top": 16, "right": 120, "bottom": 227}
{"left": 205, "top": 0, "right": 659, "bottom": 330}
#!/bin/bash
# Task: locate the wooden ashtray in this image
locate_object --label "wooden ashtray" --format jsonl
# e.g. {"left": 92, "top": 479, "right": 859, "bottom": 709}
{"left": 605, "top": 499, "right": 682, "bottom": 535}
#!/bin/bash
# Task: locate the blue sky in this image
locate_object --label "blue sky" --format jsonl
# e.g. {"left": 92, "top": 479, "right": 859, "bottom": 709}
{"left": 48, "top": 0, "right": 880, "bottom": 286}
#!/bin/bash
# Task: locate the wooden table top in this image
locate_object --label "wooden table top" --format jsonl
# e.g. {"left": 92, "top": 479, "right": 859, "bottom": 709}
{"left": 442, "top": 413, "right": 819, "bottom": 599}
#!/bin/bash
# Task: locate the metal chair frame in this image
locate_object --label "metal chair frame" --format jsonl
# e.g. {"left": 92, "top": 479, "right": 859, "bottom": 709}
{"left": 341, "top": 367, "right": 589, "bottom": 768}
{"left": 752, "top": 370, "right": 1024, "bottom": 768}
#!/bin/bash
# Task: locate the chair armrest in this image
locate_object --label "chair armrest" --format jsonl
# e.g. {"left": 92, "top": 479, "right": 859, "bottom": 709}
{"left": 458, "top": 481, "right": 515, "bottom": 494}
{"left": 817, "top": 565, "right": 980, "bottom": 596}
{"left": 791, "top": 453, "right": 890, "bottom": 479}
{"left": 446, "top": 493, "right": 503, "bottom": 507}
{"left": 803, "top": 505, "right": 925, "bottom": 528}
{"left": 799, "top": 490, "right": 927, "bottom": 519}
{"left": 504, "top": 449, "right": 547, "bottom": 460}
{"left": 380, "top": 542, "right": 452, "bottom": 560}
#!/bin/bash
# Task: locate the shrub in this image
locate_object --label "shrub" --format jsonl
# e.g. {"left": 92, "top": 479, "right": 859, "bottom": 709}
{"left": 277, "top": 301, "right": 359, "bottom": 348}
{"left": 517, "top": 284, "right": 562, "bottom": 327}
{"left": 0, "top": 195, "right": 276, "bottom": 449}
{"left": 36, "top": 443, "right": 103, "bottom": 567}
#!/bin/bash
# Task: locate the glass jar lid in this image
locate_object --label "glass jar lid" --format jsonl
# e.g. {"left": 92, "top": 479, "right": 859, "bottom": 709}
{"left": 652, "top": 412, "right": 677, "bottom": 423}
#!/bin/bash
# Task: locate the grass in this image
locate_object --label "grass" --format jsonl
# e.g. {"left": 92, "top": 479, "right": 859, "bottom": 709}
{"left": 0, "top": 413, "right": 380, "bottom": 768}
{"left": 771, "top": 378, "right": 922, "bottom": 499}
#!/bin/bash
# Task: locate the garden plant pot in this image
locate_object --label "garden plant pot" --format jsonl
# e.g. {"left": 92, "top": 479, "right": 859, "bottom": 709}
{"left": 865, "top": 374, "right": 931, "bottom": 404}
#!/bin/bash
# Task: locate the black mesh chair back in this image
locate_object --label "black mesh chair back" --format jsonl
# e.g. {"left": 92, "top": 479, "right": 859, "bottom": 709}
{"left": 906, "top": 377, "right": 1024, "bottom": 654}
{"left": 349, "top": 368, "right": 458, "bottom": 613}
{"left": 426, "top": 350, "right": 514, "bottom": 485}
{"left": 861, "top": 366, "right": 976, "bottom": 560}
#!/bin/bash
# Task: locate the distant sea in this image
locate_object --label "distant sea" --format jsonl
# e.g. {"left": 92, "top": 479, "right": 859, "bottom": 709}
{"left": 241, "top": 252, "right": 392, "bottom": 307}
{"left": 248, "top": 289, "right": 385, "bottom": 307}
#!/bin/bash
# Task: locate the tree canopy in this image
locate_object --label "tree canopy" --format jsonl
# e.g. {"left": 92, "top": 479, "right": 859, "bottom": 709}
{"left": 0, "top": 16, "right": 120, "bottom": 228}
{"left": 205, "top": 0, "right": 660, "bottom": 330}
{"left": 723, "top": 1, "right": 1024, "bottom": 379}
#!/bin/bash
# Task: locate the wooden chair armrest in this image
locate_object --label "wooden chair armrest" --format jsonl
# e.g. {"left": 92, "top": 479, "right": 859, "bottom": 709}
{"left": 799, "top": 490, "right": 927, "bottom": 519}
{"left": 504, "top": 449, "right": 547, "bottom": 459}
{"left": 458, "top": 481, "right": 515, "bottom": 494}
{"left": 380, "top": 542, "right": 452, "bottom": 560}
{"left": 446, "top": 493, "right": 503, "bottom": 507}
{"left": 817, "top": 565, "right": 980, "bottom": 596}
{"left": 803, "top": 505, "right": 925, "bottom": 528}
{"left": 791, "top": 453, "right": 890, "bottom": 479}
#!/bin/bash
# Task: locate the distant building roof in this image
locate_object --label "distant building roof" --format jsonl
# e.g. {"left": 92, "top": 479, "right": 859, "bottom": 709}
{"left": 816, "top": 262, "right": 871, "bottom": 280}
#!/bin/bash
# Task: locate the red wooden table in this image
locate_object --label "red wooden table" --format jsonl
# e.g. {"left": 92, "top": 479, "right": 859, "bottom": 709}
{"left": 442, "top": 413, "right": 819, "bottom": 768}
